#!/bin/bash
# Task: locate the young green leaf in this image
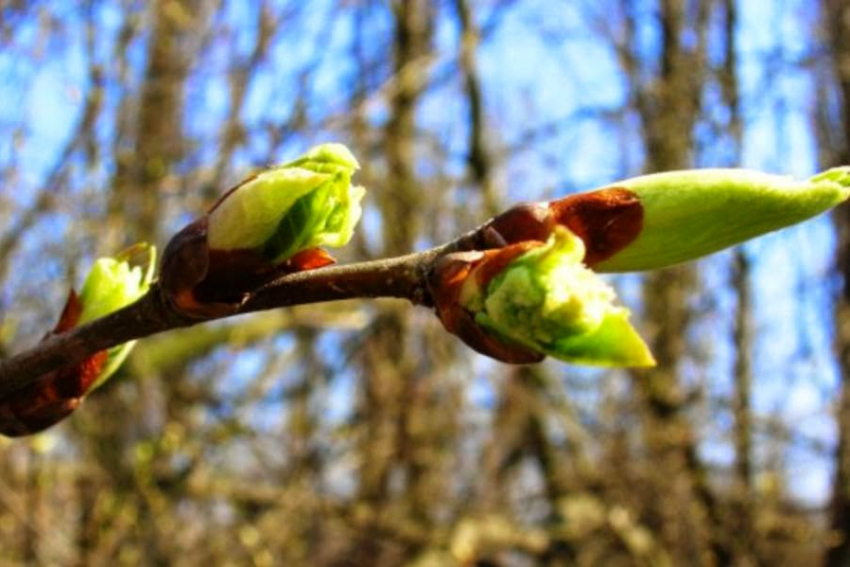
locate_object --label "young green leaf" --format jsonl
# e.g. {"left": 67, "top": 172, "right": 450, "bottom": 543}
{"left": 592, "top": 167, "right": 850, "bottom": 272}
{"left": 0, "top": 243, "right": 156, "bottom": 437}
{"left": 79, "top": 243, "right": 157, "bottom": 390}
{"left": 462, "top": 227, "right": 654, "bottom": 367}
{"left": 207, "top": 143, "right": 365, "bottom": 260}
{"left": 161, "top": 143, "right": 366, "bottom": 317}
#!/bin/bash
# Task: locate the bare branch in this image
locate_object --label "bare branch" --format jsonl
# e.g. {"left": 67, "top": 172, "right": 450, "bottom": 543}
{"left": 0, "top": 244, "right": 458, "bottom": 399}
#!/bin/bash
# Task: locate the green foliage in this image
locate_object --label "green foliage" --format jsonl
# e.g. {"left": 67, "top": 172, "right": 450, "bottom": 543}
{"left": 80, "top": 243, "right": 156, "bottom": 389}
{"left": 596, "top": 168, "right": 850, "bottom": 272}
{"left": 464, "top": 227, "right": 655, "bottom": 367}
{"left": 207, "top": 143, "right": 365, "bottom": 260}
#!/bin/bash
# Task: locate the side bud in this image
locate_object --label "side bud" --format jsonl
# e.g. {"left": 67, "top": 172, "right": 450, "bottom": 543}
{"left": 160, "top": 143, "right": 366, "bottom": 317}
{"left": 430, "top": 227, "right": 654, "bottom": 367}
{"left": 78, "top": 243, "right": 157, "bottom": 389}
{"left": 0, "top": 243, "right": 156, "bottom": 436}
{"left": 207, "top": 143, "right": 364, "bottom": 259}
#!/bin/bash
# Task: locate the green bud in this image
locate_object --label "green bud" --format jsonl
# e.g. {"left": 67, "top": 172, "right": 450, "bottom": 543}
{"left": 280, "top": 142, "right": 360, "bottom": 174}
{"left": 79, "top": 243, "right": 156, "bottom": 389}
{"left": 593, "top": 167, "right": 850, "bottom": 273}
{"left": 207, "top": 143, "right": 365, "bottom": 261}
{"left": 464, "top": 227, "right": 655, "bottom": 367}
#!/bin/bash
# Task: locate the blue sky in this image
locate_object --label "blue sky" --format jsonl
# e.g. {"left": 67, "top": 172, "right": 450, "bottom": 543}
{"left": 0, "top": 0, "right": 840, "bottom": 504}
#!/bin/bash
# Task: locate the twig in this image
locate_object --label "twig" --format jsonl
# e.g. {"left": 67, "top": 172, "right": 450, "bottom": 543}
{"left": 0, "top": 242, "right": 466, "bottom": 399}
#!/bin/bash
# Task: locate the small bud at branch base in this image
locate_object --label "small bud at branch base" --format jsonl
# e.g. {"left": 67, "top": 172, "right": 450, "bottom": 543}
{"left": 0, "top": 243, "right": 156, "bottom": 436}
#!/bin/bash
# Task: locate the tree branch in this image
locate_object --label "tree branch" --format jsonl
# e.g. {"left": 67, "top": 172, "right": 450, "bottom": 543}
{"left": 0, "top": 242, "right": 465, "bottom": 399}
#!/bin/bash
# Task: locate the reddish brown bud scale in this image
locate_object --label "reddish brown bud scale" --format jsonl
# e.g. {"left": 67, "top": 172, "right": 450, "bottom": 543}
{"left": 159, "top": 218, "right": 212, "bottom": 309}
{"left": 202, "top": 247, "right": 281, "bottom": 299}
{"left": 160, "top": 218, "right": 271, "bottom": 317}
{"left": 160, "top": 215, "right": 340, "bottom": 318}
{"left": 0, "top": 292, "right": 108, "bottom": 437}
{"left": 428, "top": 250, "right": 545, "bottom": 365}
{"left": 54, "top": 289, "right": 83, "bottom": 333}
{"left": 48, "top": 350, "right": 108, "bottom": 400}
{"left": 451, "top": 308, "right": 545, "bottom": 364}
{"left": 196, "top": 247, "right": 336, "bottom": 304}
{"left": 0, "top": 399, "right": 80, "bottom": 437}
{"left": 549, "top": 187, "right": 643, "bottom": 267}
{"left": 429, "top": 251, "right": 482, "bottom": 329}
{"left": 470, "top": 190, "right": 642, "bottom": 268}
{"left": 286, "top": 248, "right": 336, "bottom": 271}
{"left": 479, "top": 202, "right": 554, "bottom": 248}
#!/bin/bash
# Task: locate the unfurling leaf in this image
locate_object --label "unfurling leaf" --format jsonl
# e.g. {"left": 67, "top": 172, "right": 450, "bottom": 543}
{"left": 160, "top": 143, "right": 366, "bottom": 317}
{"left": 0, "top": 243, "right": 156, "bottom": 437}
{"left": 431, "top": 166, "right": 850, "bottom": 366}
{"left": 432, "top": 227, "right": 653, "bottom": 367}
{"left": 588, "top": 167, "right": 850, "bottom": 272}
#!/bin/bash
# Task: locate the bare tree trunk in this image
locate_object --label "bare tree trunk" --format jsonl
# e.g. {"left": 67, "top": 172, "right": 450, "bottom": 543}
{"left": 829, "top": 333, "right": 850, "bottom": 567}
{"left": 721, "top": 0, "right": 752, "bottom": 494}
{"left": 23, "top": 449, "right": 40, "bottom": 565}
{"left": 823, "top": 1, "right": 850, "bottom": 564}
{"left": 78, "top": 1, "right": 210, "bottom": 563}
{"left": 108, "top": 0, "right": 204, "bottom": 246}
{"left": 350, "top": 2, "right": 435, "bottom": 565}
{"left": 74, "top": 474, "right": 97, "bottom": 567}
{"left": 719, "top": 1, "right": 757, "bottom": 562}
{"left": 731, "top": 248, "right": 755, "bottom": 555}
{"left": 618, "top": 0, "right": 729, "bottom": 563}
{"left": 455, "top": 0, "right": 499, "bottom": 216}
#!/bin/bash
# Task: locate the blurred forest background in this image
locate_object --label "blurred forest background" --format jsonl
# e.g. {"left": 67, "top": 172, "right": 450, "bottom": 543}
{"left": 0, "top": 0, "right": 849, "bottom": 565}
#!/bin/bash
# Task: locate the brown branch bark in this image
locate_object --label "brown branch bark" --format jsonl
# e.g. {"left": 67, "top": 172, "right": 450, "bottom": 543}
{"left": 349, "top": 5, "right": 438, "bottom": 564}
{"left": 0, "top": 244, "right": 462, "bottom": 400}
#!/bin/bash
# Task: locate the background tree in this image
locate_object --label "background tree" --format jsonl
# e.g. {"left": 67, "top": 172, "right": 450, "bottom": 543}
{"left": 0, "top": 1, "right": 843, "bottom": 565}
